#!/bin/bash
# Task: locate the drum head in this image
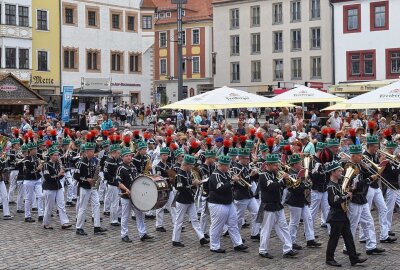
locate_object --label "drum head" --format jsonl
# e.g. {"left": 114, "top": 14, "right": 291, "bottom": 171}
{"left": 130, "top": 176, "right": 158, "bottom": 212}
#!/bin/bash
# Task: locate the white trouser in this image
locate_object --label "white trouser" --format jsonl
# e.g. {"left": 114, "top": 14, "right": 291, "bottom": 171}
{"left": 386, "top": 188, "right": 400, "bottom": 231}
{"left": 310, "top": 190, "right": 330, "bottom": 226}
{"left": 103, "top": 181, "right": 112, "bottom": 213}
{"left": 288, "top": 205, "right": 315, "bottom": 243}
{"left": 0, "top": 181, "right": 10, "bottom": 216}
{"left": 156, "top": 190, "right": 176, "bottom": 228}
{"left": 43, "top": 189, "right": 69, "bottom": 226}
{"left": 199, "top": 196, "right": 209, "bottom": 233}
{"left": 281, "top": 188, "right": 288, "bottom": 205}
{"left": 347, "top": 202, "right": 377, "bottom": 251}
{"left": 209, "top": 202, "right": 242, "bottom": 250}
{"left": 235, "top": 198, "right": 260, "bottom": 236}
{"left": 8, "top": 170, "right": 19, "bottom": 202}
{"left": 259, "top": 210, "right": 292, "bottom": 254}
{"left": 108, "top": 185, "right": 121, "bottom": 223}
{"left": 63, "top": 171, "right": 74, "bottom": 203}
{"left": 197, "top": 189, "right": 204, "bottom": 214}
{"left": 76, "top": 188, "right": 101, "bottom": 229}
{"left": 98, "top": 172, "right": 107, "bottom": 202}
{"left": 16, "top": 180, "right": 24, "bottom": 211}
{"left": 121, "top": 198, "right": 147, "bottom": 238}
{"left": 172, "top": 202, "right": 204, "bottom": 242}
{"left": 24, "top": 180, "right": 43, "bottom": 218}
{"left": 361, "top": 187, "right": 389, "bottom": 240}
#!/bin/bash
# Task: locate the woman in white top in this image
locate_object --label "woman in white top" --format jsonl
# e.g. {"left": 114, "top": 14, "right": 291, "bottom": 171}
{"left": 88, "top": 112, "right": 97, "bottom": 128}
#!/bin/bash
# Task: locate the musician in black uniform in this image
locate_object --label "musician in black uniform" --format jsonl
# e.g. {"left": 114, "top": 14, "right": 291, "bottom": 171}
{"left": 155, "top": 147, "right": 174, "bottom": 232}
{"left": 74, "top": 140, "right": 107, "bottom": 236}
{"left": 42, "top": 147, "right": 71, "bottom": 230}
{"left": 15, "top": 144, "right": 28, "bottom": 213}
{"left": 0, "top": 151, "right": 12, "bottom": 220}
{"left": 8, "top": 137, "right": 22, "bottom": 205}
{"left": 60, "top": 138, "right": 75, "bottom": 207}
{"left": 208, "top": 155, "right": 248, "bottom": 253}
{"left": 231, "top": 148, "right": 260, "bottom": 240}
{"left": 173, "top": 148, "right": 185, "bottom": 171}
{"left": 171, "top": 154, "right": 209, "bottom": 247}
{"left": 325, "top": 160, "right": 367, "bottom": 267}
{"left": 116, "top": 147, "right": 153, "bottom": 243}
{"left": 132, "top": 141, "right": 149, "bottom": 174}
{"left": 104, "top": 142, "right": 122, "bottom": 226}
{"left": 98, "top": 140, "right": 110, "bottom": 207}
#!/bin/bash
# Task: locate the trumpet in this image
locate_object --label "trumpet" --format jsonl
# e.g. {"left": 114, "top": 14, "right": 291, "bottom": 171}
{"left": 377, "top": 149, "right": 400, "bottom": 165}
{"left": 229, "top": 168, "right": 252, "bottom": 189}
{"left": 277, "top": 165, "right": 301, "bottom": 188}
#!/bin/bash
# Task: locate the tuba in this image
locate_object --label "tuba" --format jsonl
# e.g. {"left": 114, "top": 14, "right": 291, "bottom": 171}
{"left": 341, "top": 163, "right": 359, "bottom": 212}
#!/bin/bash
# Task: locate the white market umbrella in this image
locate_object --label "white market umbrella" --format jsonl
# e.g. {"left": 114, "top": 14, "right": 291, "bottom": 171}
{"left": 323, "top": 80, "right": 400, "bottom": 110}
{"left": 160, "top": 86, "right": 293, "bottom": 110}
{"left": 270, "top": 85, "right": 345, "bottom": 103}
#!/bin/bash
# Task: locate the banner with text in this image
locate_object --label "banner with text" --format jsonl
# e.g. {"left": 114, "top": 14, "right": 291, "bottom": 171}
{"left": 62, "top": 86, "right": 74, "bottom": 123}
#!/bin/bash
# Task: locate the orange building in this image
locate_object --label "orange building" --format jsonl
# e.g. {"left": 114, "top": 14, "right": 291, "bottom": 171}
{"left": 153, "top": 0, "right": 214, "bottom": 104}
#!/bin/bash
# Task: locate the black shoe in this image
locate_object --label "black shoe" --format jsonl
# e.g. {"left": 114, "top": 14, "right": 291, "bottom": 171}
{"left": 366, "top": 247, "right": 385, "bottom": 255}
{"left": 292, "top": 243, "right": 303, "bottom": 250}
{"left": 283, "top": 250, "right": 298, "bottom": 258}
{"left": 211, "top": 249, "right": 225, "bottom": 253}
{"left": 72, "top": 198, "right": 77, "bottom": 202}
{"left": 241, "top": 222, "right": 250, "bottom": 228}
{"left": 200, "top": 238, "right": 209, "bottom": 246}
{"left": 223, "top": 231, "right": 229, "bottom": 237}
{"left": 110, "top": 222, "right": 120, "bottom": 227}
{"left": 31, "top": 208, "right": 38, "bottom": 212}
{"left": 103, "top": 212, "right": 110, "bottom": 216}
{"left": 359, "top": 240, "right": 366, "bottom": 244}
{"left": 94, "top": 227, "right": 107, "bottom": 235}
{"left": 118, "top": 217, "right": 121, "bottom": 223}
{"left": 66, "top": 202, "right": 75, "bottom": 207}
{"left": 17, "top": 210, "right": 24, "bottom": 213}
{"left": 326, "top": 260, "right": 341, "bottom": 267}
{"left": 307, "top": 240, "right": 322, "bottom": 247}
{"left": 156, "top": 227, "right": 167, "bottom": 232}
{"left": 172, "top": 241, "right": 185, "bottom": 247}
{"left": 259, "top": 253, "right": 274, "bottom": 259}
{"left": 43, "top": 225, "right": 54, "bottom": 230}
{"left": 181, "top": 226, "right": 185, "bottom": 232}
{"left": 131, "top": 216, "right": 136, "bottom": 220}
{"left": 145, "top": 215, "right": 155, "bottom": 220}
{"left": 351, "top": 257, "right": 368, "bottom": 266}
{"left": 38, "top": 216, "right": 43, "bottom": 222}
{"left": 9, "top": 201, "right": 16, "bottom": 205}
{"left": 251, "top": 234, "right": 260, "bottom": 241}
{"left": 3, "top": 215, "right": 13, "bottom": 220}
{"left": 140, "top": 234, "right": 154, "bottom": 241}
{"left": 389, "top": 231, "right": 396, "bottom": 236}
{"left": 234, "top": 244, "right": 249, "bottom": 252}
{"left": 99, "top": 201, "right": 104, "bottom": 205}
{"left": 24, "top": 217, "right": 35, "bottom": 223}
{"left": 343, "top": 250, "right": 361, "bottom": 256}
{"left": 321, "top": 224, "right": 328, "bottom": 228}
{"left": 204, "top": 233, "right": 210, "bottom": 239}
{"left": 61, "top": 224, "right": 72, "bottom": 229}
{"left": 122, "top": 236, "right": 132, "bottom": 243}
{"left": 164, "top": 208, "right": 170, "bottom": 214}
{"left": 380, "top": 236, "right": 397, "bottom": 243}
{"left": 76, "top": 229, "right": 87, "bottom": 236}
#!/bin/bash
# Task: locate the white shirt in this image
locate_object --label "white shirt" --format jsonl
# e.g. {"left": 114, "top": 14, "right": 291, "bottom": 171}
{"left": 350, "top": 119, "right": 363, "bottom": 129}
{"left": 329, "top": 116, "right": 342, "bottom": 132}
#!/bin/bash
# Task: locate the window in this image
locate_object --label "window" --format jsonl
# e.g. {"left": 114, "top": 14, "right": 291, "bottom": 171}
{"left": 291, "top": 29, "right": 301, "bottom": 51}
{"left": 129, "top": 53, "right": 142, "bottom": 73}
{"left": 5, "top": 4, "right": 16, "bottom": 25}
{"left": 386, "top": 49, "right": 400, "bottom": 79}
{"left": 370, "top": 1, "right": 389, "bottom": 31}
{"left": 273, "top": 31, "right": 283, "bottom": 52}
{"left": 159, "top": 13, "right": 165, "bottom": 19}
{"left": 311, "top": 56, "right": 321, "bottom": 78}
{"left": 343, "top": 4, "right": 361, "bottom": 33}
{"left": 159, "top": 32, "right": 167, "bottom": 48}
{"left": 274, "top": 59, "right": 283, "bottom": 80}
{"left": 19, "top": 49, "right": 29, "bottom": 69}
{"left": 160, "top": 58, "right": 167, "bottom": 75}
{"left": 111, "top": 52, "right": 123, "bottom": 72}
{"left": 192, "top": 29, "right": 200, "bottom": 45}
{"left": 251, "top": 60, "right": 261, "bottom": 82}
{"left": 65, "top": 8, "right": 74, "bottom": 24}
{"left": 142, "top": 15, "right": 153, "bottom": 29}
{"left": 64, "top": 4, "right": 77, "bottom": 25}
{"left": 230, "top": 35, "right": 240, "bottom": 55}
{"left": 166, "top": 12, "right": 171, "bottom": 18}
{"left": 111, "top": 13, "right": 121, "bottom": 29}
{"left": 251, "top": 33, "right": 260, "bottom": 54}
{"left": 291, "top": 1, "right": 301, "bottom": 22}
{"left": 291, "top": 58, "right": 302, "bottom": 80}
{"left": 6, "top": 48, "right": 16, "bottom": 68}
{"left": 311, "top": 0, "right": 320, "bottom": 19}
{"left": 192, "top": 57, "right": 200, "bottom": 74}
{"left": 311, "top": 28, "right": 321, "bottom": 49}
{"left": 127, "top": 15, "right": 136, "bottom": 31}
{"left": 19, "top": 6, "right": 29, "bottom": 27}
{"left": 231, "top": 62, "right": 240, "bottom": 82}
{"left": 346, "top": 50, "right": 376, "bottom": 80}
{"left": 38, "top": 51, "right": 48, "bottom": 71}
{"left": 273, "top": 3, "right": 283, "bottom": 24}
{"left": 37, "top": 10, "right": 48, "bottom": 30}
{"left": 64, "top": 48, "right": 78, "bottom": 70}
{"left": 230, "top": 8, "right": 239, "bottom": 29}
{"left": 251, "top": 6, "right": 260, "bottom": 26}
{"left": 88, "top": 11, "right": 97, "bottom": 26}
{"left": 86, "top": 50, "right": 99, "bottom": 71}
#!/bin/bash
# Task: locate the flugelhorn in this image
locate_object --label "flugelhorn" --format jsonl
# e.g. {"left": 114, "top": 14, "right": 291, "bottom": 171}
{"left": 228, "top": 168, "right": 252, "bottom": 189}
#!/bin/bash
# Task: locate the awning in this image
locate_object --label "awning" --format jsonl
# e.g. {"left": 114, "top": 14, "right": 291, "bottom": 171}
{"left": 330, "top": 79, "right": 398, "bottom": 94}
{"left": 0, "top": 99, "right": 47, "bottom": 105}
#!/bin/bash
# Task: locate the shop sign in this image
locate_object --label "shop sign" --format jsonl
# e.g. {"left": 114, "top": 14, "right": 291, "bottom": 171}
{"left": 0, "top": 84, "right": 17, "bottom": 92}
{"left": 83, "top": 78, "right": 110, "bottom": 90}
{"left": 32, "top": 76, "right": 55, "bottom": 85}
{"left": 111, "top": 82, "right": 141, "bottom": 87}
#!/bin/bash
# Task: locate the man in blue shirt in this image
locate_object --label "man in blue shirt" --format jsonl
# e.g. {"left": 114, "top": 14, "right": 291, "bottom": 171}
{"left": 101, "top": 114, "right": 113, "bottom": 132}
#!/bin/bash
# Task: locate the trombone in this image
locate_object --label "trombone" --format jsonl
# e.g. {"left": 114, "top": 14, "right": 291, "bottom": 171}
{"left": 229, "top": 167, "right": 252, "bottom": 189}
{"left": 377, "top": 149, "right": 400, "bottom": 166}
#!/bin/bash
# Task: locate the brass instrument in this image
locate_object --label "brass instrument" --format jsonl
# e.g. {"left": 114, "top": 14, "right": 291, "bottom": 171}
{"left": 191, "top": 166, "right": 202, "bottom": 187}
{"left": 143, "top": 155, "right": 152, "bottom": 175}
{"left": 277, "top": 164, "right": 301, "bottom": 188}
{"left": 303, "top": 154, "right": 311, "bottom": 181}
{"left": 94, "top": 161, "right": 102, "bottom": 189}
{"left": 228, "top": 167, "right": 252, "bottom": 189}
{"left": 341, "top": 163, "right": 359, "bottom": 212}
{"left": 377, "top": 149, "right": 400, "bottom": 165}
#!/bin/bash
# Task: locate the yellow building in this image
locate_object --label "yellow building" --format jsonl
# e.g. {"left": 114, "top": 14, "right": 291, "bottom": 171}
{"left": 31, "top": 0, "right": 61, "bottom": 113}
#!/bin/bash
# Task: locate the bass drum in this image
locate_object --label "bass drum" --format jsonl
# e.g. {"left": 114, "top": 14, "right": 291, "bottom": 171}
{"left": 130, "top": 175, "right": 170, "bottom": 212}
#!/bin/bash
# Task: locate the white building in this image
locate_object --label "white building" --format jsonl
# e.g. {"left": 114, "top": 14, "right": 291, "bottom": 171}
{"left": 332, "top": 0, "right": 400, "bottom": 84}
{"left": 213, "top": 0, "right": 333, "bottom": 94}
{"left": 0, "top": 0, "right": 32, "bottom": 83}
{"left": 61, "top": 0, "right": 155, "bottom": 107}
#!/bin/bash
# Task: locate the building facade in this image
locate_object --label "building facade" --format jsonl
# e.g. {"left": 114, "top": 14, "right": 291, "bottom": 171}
{"left": 0, "top": 0, "right": 32, "bottom": 84}
{"left": 332, "top": 0, "right": 399, "bottom": 84}
{"left": 153, "top": 0, "right": 214, "bottom": 104}
{"left": 212, "top": 0, "right": 333, "bottom": 94}
{"left": 61, "top": 0, "right": 155, "bottom": 111}
{"left": 31, "top": 0, "right": 61, "bottom": 112}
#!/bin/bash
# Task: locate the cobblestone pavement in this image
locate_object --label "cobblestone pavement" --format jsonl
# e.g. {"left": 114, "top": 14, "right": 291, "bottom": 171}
{"left": 0, "top": 200, "right": 399, "bottom": 270}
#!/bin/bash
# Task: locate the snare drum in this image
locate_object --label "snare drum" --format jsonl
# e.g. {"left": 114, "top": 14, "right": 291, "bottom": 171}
{"left": 130, "top": 175, "right": 170, "bottom": 212}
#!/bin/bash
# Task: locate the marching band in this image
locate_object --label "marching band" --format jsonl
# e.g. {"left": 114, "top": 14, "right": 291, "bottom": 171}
{"left": 1, "top": 119, "right": 400, "bottom": 268}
